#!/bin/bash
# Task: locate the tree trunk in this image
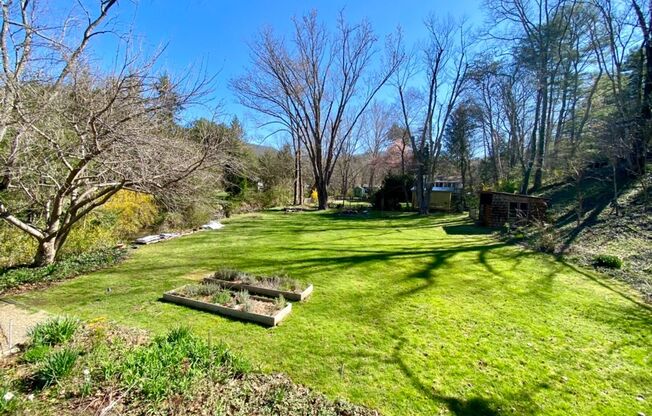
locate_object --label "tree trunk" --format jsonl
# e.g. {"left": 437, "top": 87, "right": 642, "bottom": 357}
{"left": 316, "top": 179, "right": 328, "bottom": 210}
{"left": 521, "top": 90, "right": 542, "bottom": 194}
{"left": 369, "top": 168, "right": 376, "bottom": 191}
{"left": 533, "top": 77, "right": 548, "bottom": 192}
{"left": 415, "top": 166, "right": 429, "bottom": 215}
{"left": 33, "top": 239, "right": 57, "bottom": 267}
{"left": 293, "top": 137, "right": 303, "bottom": 205}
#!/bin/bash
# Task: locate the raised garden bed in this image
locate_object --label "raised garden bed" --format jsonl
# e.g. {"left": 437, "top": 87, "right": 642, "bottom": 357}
{"left": 204, "top": 269, "right": 313, "bottom": 302}
{"left": 162, "top": 284, "right": 292, "bottom": 327}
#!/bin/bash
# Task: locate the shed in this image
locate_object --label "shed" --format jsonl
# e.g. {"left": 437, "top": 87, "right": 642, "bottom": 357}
{"left": 477, "top": 191, "right": 548, "bottom": 227}
{"left": 411, "top": 177, "right": 463, "bottom": 211}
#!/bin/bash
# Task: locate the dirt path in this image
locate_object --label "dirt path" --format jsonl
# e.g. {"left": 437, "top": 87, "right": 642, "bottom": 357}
{"left": 0, "top": 300, "right": 49, "bottom": 356}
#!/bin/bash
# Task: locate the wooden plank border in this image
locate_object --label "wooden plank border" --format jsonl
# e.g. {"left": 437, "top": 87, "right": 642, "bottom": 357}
{"left": 203, "top": 278, "right": 313, "bottom": 302}
{"left": 162, "top": 290, "right": 292, "bottom": 327}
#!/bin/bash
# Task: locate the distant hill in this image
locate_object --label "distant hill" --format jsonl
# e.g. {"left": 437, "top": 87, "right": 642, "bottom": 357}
{"left": 246, "top": 142, "right": 278, "bottom": 157}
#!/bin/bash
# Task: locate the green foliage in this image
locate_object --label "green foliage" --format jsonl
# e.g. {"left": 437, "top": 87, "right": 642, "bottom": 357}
{"left": 211, "top": 290, "right": 233, "bottom": 305}
{"left": 497, "top": 178, "right": 521, "bottom": 193}
{"left": 35, "top": 348, "right": 78, "bottom": 387}
{"left": 0, "top": 384, "right": 19, "bottom": 414}
{"left": 0, "top": 223, "right": 36, "bottom": 268}
{"left": 0, "top": 248, "right": 127, "bottom": 293}
{"left": 113, "top": 327, "right": 251, "bottom": 400}
{"left": 373, "top": 173, "right": 414, "bottom": 210}
{"left": 29, "top": 317, "right": 79, "bottom": 347}
{"left": 22, "top": 344, "right": 51, "bottom": 364}
{"left": 594, "top": 254, "right": 623, "bottom": 269}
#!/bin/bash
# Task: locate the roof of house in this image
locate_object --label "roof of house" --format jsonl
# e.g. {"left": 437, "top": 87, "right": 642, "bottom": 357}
{"left": 410, "top": 186, "right": 457, "bottom": 192}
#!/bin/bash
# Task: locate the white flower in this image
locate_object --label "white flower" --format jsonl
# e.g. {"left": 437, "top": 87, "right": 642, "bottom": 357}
{"left": 27, "top": 394, "right": 34, "bottom": 401}
{"left": 3, "top": 392, "right": 14, "bottom": 402}
{"left": 82, "top": 368, "right": 90, "bottom": 376}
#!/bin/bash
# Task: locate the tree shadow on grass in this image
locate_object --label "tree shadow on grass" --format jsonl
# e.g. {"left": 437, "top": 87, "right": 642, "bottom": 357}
{"left": 559, "top": 259, "right": 652, "bottom": 312}
{"left": 443, "top": 224, "right": 499, "bottom": 235}
{"left": 390, "top": 337, "right": 517, "bottom": 416}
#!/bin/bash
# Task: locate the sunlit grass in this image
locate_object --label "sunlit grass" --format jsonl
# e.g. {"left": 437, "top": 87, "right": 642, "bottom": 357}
{"left": 15, "top": 211, "right": 652, "bottom": 415}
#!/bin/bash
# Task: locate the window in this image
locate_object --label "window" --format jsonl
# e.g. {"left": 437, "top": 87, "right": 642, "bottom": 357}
{"left": 519, "top": 203, "right": 529, "bottom": 218}
{"left": 509, "top": 202, "right": 518, "bottom": 219}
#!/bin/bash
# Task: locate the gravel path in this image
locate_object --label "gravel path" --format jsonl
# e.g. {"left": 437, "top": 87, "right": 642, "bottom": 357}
{"left": 0, "top": 300, "right": 49, "bottom": 356}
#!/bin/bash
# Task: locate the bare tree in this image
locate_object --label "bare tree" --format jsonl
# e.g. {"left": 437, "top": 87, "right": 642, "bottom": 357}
{"left": 233, "top": 11, "right": 398, "bottom": 209}
{"left": 362, "top": 101, "right": 392, "bottom": 190}
{"left": 393, "top": 17, "right": 469, "bottom": 214}
{"left": 0, "top": 0, "right": 224, "bottom": 265}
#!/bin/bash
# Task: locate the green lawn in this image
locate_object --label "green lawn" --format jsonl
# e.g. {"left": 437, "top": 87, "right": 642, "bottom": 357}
{"left": 14, "top": 212, "right": 652, "bottom": 415}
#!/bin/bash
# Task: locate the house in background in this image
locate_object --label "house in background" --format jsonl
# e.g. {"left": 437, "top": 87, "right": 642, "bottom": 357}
{"left": 411, "top": 177, "right": 463, "bottom": 211}
{"left": 477, "top": 191, "right": 548, "bottom": 227}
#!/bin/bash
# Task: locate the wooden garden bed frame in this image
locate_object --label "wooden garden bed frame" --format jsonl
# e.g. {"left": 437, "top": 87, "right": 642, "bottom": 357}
{"left": 203, "top": 277, "right": 313, "bottom": 302}
{"left": 162, "top": 288, "right": 292, "bottom": 327}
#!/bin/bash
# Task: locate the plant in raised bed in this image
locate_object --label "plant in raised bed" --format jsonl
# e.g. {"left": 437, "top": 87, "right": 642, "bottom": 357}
{"left": 211, "top": 289, "right": 232, "bottom": 305}
{"left": 235, "top": 290, "right": 253, "bottom": 312}
{"left": 204, "top": 269, "right": 313, "bottom": 302}
{"left": 163, "top": 283, "right": 293, "bottom": 326}
{"left": 274, "top": 295, "right": 287, "bottom": 310}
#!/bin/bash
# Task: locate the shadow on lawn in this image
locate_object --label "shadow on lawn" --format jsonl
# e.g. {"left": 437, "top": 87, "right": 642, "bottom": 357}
{"left": 390, "top": 337, "right": 527, "bottom": 416}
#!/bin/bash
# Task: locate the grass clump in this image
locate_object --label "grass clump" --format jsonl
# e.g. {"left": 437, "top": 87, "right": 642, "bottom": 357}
{"left": 22, "top": 344, "right": 51, "bottom": 364}
{"left": 29, "top": 317, "right": 79, "bottom": 346}
{"left": 0, "top": 248, "right": 127, "bottom": 293}
{"left": 35, "top": 347, "right": 78, "bottom": 387}
{"left": 594, "top": 254, "right": 623, "bottom": 269}
{"left": 114, "top": 326, "right": 250, "bottom": 400}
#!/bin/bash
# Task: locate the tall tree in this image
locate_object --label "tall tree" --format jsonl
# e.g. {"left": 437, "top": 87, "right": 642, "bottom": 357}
{"left": 393, "top": 16, "right": 469, "bottom": 214}
{"left": 233, "top": 11, "right": 398, "bottom": 209}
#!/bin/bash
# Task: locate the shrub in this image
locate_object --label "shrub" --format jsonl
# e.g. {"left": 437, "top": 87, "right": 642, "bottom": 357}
{"left": 0, "top": 223, "right": 36, "bottom": 268}
{"left": 524, "top": 221, "right": 558, "bottom": 254}
{"left": 373, "top": 173, "right": 414, "bottom": 211}
{"left": 35, "top": 348, "right": 78, "bottom": 387}
{"left": 29, "top": 317, "right": 79, "bottom": 347}
{"left": 594, "top": 254, "right": 623, "bottom": 269}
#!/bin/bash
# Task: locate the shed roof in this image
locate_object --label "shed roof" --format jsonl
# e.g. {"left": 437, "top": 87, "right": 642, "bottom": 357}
{"left": 479, "top": 191, "right": 549, "bottom": 201}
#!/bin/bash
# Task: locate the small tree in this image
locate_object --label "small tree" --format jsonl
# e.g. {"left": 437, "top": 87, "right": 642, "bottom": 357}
{"left": 0, "top": 1, "right": 224, "bottom": 265}
{"left": 444, "top": 101, "right": 479, "bottom": 207}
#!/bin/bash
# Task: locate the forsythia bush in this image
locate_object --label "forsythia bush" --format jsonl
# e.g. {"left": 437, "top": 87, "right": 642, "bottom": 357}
{"left": 103, "top": 190, "right": 159, "bottom": 236}
{"left": 0, "top": 190, "right": 159, "bottom": 267}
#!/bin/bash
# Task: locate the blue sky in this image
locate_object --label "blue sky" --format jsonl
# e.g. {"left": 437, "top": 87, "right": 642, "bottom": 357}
{"left": 95, "top": 0, "right": 484, "bottom": 144}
